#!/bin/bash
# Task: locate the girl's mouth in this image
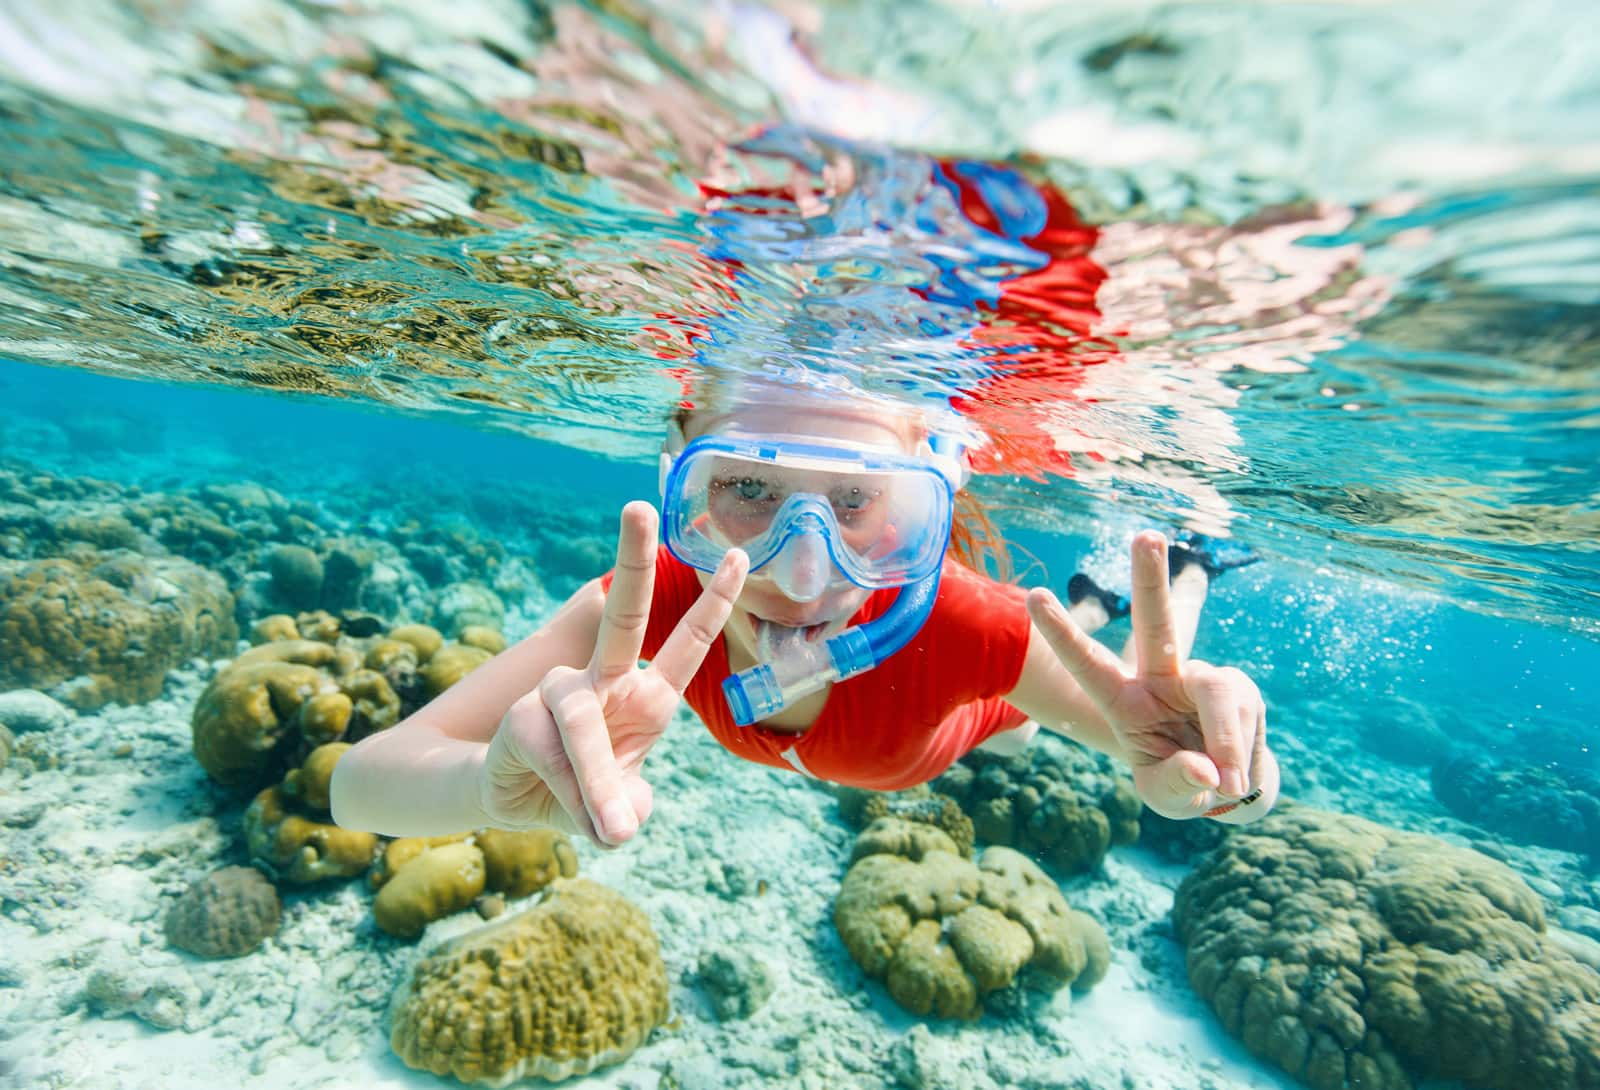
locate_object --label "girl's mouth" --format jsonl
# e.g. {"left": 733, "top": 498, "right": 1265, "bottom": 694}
{"left": 751, "top": 616, "right": 833, "bottom": 646}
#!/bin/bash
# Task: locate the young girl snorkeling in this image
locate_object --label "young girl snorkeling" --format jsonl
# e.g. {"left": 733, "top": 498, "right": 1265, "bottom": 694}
{"left": 330, "top": 376, "right": 1280, "bottom": 847}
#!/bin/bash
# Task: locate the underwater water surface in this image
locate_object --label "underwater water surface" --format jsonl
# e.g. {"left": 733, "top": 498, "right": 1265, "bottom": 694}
{"left": 1, "top": 2, "right": 1598, "bottom": 1090}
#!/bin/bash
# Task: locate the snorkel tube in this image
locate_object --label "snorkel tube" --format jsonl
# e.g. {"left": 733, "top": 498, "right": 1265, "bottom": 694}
{"left": 722, "top": 425, "right": 966, "bottom": 726}
{"left": 722, "top": 565, "right": 942, "bottom": 726}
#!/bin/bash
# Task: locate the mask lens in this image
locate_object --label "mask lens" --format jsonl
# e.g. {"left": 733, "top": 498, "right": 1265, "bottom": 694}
{"left": 663, "top": 436, "right": 953, "bottom": 588}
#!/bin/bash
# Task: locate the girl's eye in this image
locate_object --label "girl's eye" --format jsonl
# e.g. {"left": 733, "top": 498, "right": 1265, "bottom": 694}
{"left": 832, "top": 486, "right": 879, "bottom": 513}
{"left": 731, "top": 476, "right": 771, "bottom": 502}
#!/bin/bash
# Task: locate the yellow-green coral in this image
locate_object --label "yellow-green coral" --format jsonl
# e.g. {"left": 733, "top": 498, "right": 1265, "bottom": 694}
{"left": 294, "top": 609, "right": 342, "bottom": 643}
{"left": 243, "top": 784, "right": 378, "bottom": 883}
{"left": 365, "top": 638, "right": 420, "bottom": 676}
{"left": 374, "top": 841, "right": 488, "bottom": 939}
{"left": 458, "top": 625, "right": 507, "bottom": 654}
{"left": 422, "top": 643, "right": 492, "bottom": 698}
{"left": 474, "top": 827, "right": 578, "bottom": 899}
{"left": 281, "top": 742, "right": 349, "bottom": 811}
{"left": 251, "top": 614, "right": 300, "bottom": 643}
{"left": 390, "top": 879, "right": 669, "bottom": 1083}
{"left": 191, "top": 641, "right": 342, "bottom": 786}
{"left": 0, "top": 552, "right": 237, "bottom": 709}
{"left": 837, "top": 785, "right": 976, "bottom": 858}
{"left": 297, "top": 691, "right": 353, "bottom": 746}
{"left": 371, "top": 834, "right": 476, "bottom": 889}
{"left": 834, "top": 817, "right": 1108, "bottom": 1020}
{"left": 339, "top": 668, "right": 400, "bottom": 737}
{"left": 389, "top": 623, "right": 444, "bottom": 662}
{"left": 1174, "top": 808, "right": 1600, "bottom": 1090}
{"left": 192, "top": 637, "right": 402, "bottom": 785}
{"left": 370, "top": 829, "right": 579, "bottom": 938}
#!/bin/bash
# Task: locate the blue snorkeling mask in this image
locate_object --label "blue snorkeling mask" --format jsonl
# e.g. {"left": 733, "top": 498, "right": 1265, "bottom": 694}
{"left": 659, "top": 428, "right": 964, "bottom": 725}
{"left": 660, "top": 432, "right": 956, "bottom": 597}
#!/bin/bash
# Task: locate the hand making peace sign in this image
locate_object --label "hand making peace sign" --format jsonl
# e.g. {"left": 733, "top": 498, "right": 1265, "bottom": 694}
{"left": 480, "top": 501, "right": 748, "bottom": 847}
{"left": 1026, "top": 530, "right": 1279, "bottom": 822}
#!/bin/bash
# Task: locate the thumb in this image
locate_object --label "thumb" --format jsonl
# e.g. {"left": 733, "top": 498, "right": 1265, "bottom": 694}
{"left": 1137, "top": 750, "right": 1221, "bottom": 819}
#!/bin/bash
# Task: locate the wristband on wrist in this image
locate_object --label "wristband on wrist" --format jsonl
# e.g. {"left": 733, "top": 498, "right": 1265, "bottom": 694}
{"left": 1203, "top": 787, "right": 1264, "bottom": 820}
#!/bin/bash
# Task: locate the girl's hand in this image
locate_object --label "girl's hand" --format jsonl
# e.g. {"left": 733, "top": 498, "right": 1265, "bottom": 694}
{"left": 1026, "top": 531, "right": 1279, "bottom": 822}
{"left": 480, "top": 501, "right": 748, "bottom": 846}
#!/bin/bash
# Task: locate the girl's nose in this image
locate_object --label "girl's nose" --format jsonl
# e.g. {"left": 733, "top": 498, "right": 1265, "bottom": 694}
{"left": 767, "top": 529, "right": 832, "bottom": 602}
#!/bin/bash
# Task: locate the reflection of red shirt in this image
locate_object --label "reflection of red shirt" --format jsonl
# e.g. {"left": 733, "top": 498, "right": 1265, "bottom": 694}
{"left": 606, "top": 546, "right": 1032, "bottom": 791}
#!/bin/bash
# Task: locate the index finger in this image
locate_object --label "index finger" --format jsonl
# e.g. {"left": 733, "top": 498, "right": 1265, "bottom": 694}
{"left": 591, "top": 501, "right": 659, "bottom": 682}
{"left": 1129, "top": 530, "right": 1180, "bottom": 678}
{"left": 1026, "top": 587, "right": 1130, "bottom": 710}
{"left": 651, "top": 548, "right": 748, "bottom": 693}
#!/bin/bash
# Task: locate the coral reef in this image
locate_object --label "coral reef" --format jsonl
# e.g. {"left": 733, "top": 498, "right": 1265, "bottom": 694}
{"left": 389, "top": 878, "right": 670, "bottom": 1084}
{"left": 1432, "top": 750, "right": 1600, "bottom": 861}
{"left": 190, "top": 619, "right": 479, "bottom": 788}
{"left": 244, "top": 780, "right": 380, "bottom": 883}
{"left": 458, "top": 625, "right": 507, "bottom": 655}
{"left": 1173, "top": 808, "right": 1600, "bottom": 1090}
{"left": 268, "top": 545, "right": 324, "bottom": 610}
{"left": 473, "top": 827, "right": 578, "bottom": 899}
{"left": 374, "top": 841, "right": 488, "bottom": 939}
{"left": 421, "top": 642, "right": 494, "bottom": 699}
{"left": 1138, "top": 807, "right": 1233, "bottom": 863}
{"left": 0, "top": 551, "right": 237, "bottom": 709}
{"left": 164, "top": 865, "right": 282, "bottom": 959}
{"left": 836, "top": 784, "right": 976, "bottom": 857}
{"left": 191, "top": 640, "right": 350, "bottom": 787}
{"left": 933, "top": 741, "right": 1141, "bottom": 876}
{"left": 834, "top": 817, "right": 1109, "bottom": 1020}
{"left": 370, "top": 828, "right": 578, "bottom": 938}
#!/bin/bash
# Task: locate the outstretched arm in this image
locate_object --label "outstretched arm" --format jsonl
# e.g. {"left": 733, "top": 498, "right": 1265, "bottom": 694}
{"left": 331, "top": 502, "right": 747, "bottom": 846}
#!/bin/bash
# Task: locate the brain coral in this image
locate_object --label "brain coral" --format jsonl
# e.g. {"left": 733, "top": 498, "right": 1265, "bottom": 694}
{"left": 834, "top": 817, "right": 1109, "bottom": 1020}
{"left": 1432, "top": 750, "right": 1600, "bottom": 862}
{"left": 191, "top": 638, "right": 401, "bottom": 787}
{"left": 164, "top": 865, "right": 281, "bottom": 958}
{"left": 190, "top": 640, "right": 346, "bottom": 787}
{"left": 836, "top": 784, "right": 976, "bottom": 857}
{"left": 1173, "top": 808, "right": 1600, "bottom": 1090}
{"left": 244, "top": 782, "right": 378, "bottom": 883}
{"left": 389, "top": 878, "right": 669, "bottom": 1085}
{"left": 374, "top": 840, "right": 487, "bottom": 939}
{"left": 370, "top": 829, "right": 580, "bottom": 939}
{"left": 0, "top": 551, "right": 237, "bottom": 709}
{"left": 933, "top": 741, "right": 1141, "bottom": 876}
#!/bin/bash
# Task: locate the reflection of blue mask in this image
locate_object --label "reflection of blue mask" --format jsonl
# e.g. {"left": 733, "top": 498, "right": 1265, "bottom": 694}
{"left": 659, "top": 432, "right": 957, "bottom": 599}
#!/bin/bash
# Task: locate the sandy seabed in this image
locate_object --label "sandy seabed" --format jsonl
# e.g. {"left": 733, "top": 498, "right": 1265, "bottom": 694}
{"left": 0, "top": 651, "right": 1296, "bottom": 1090}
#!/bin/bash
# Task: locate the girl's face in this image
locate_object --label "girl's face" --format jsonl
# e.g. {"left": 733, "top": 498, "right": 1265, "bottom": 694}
{"left": 682, "top": 399, "right": 924, "bottom": 657}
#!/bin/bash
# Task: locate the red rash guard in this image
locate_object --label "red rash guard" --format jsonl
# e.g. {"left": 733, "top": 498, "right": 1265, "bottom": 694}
{"left": 604, "top": 546, "right": 1034, "bottom": 790}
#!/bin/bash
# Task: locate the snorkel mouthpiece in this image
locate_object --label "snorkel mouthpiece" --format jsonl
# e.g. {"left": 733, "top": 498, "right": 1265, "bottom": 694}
{"left": 722, "top": 566, "right": 942, "bottom": 726}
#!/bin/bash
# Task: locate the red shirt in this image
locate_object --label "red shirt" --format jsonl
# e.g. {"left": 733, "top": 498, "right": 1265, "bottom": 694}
{"left": 607, "top": 546, "right": 1033, "bottom": 790}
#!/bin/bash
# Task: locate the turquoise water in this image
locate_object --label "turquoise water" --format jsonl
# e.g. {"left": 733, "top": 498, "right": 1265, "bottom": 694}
{"left": 2, "top": 3, "right": 1599, "bottom": 1089}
